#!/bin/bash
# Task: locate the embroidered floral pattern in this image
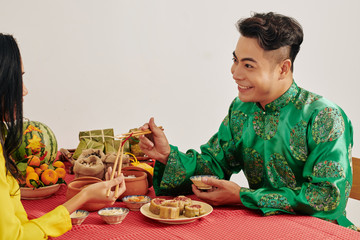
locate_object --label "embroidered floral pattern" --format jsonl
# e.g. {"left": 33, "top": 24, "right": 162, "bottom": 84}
{"left": 243, "top": 148, "right": 264, "bottom": 188}
{"left": 206, "top": 136, "right": 221, "bottom": 158}
{"left": 305, "top": 181, "right": 340, "bottom": 211}
{"left": 313, "top": 160, "right": 345, "bottom": 178}
{"left": 312, "top": 107, "right": 345, "bottom": 144}
{"left": 257, "top": 193, "right": 294, "bottom": 212}
{"left": 267, "top": 153, "right": 297, "bottom": 189}
{"left": 345, "top": 181, "right": 351, "bottom": 204}
{"left": 253, "top": 111, "right": 280, "bottom": 140}
{"left": 347, "top": 225, "right": 359, "bottom": 231}
{"left": 240, "top": 187, "right": 255, "bottom": 193}
{"left": 195, "top": 154, "right": 215, "bottom": 176}
{"left": 230, "top": 110, "right": 247, "bottom": 142}
{"left": 222, "top": 115, "right": 229, "bottom": 126}
{"left": 293, "top": 90, "right": 321, "bottom": 110}
{"left": 161, "top": 149, "right": 186, "bottom": 189}
{"left": 265, "top": 82, "right": 298, "bottom": 112}
{"left": 290, "top": 120, "right": 308, "bottom": 162}
{"left": 348, "top": 144, "right": 353, "bottom": 169}
{"left": 223, "top": 140, "right": 239, "bottom": 168}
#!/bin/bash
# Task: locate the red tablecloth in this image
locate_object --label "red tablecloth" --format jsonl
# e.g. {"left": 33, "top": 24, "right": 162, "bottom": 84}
{"left": 22, "top": 165, "right": 360, "bottom": 240}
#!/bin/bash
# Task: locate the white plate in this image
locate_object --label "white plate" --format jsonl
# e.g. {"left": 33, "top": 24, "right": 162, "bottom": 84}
{"left": 140, "top": 200, "right": 213, "bottom": 224}
{"left": 20, "top": 184, "right": 61, "bottom": 200}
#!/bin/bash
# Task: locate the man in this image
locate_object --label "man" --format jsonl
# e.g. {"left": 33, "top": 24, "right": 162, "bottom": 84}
{"left": 139, "top": 12, "right": 356, "bottom": 230}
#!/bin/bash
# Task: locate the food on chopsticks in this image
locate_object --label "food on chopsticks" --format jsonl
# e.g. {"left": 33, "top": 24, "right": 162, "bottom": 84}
{"left": 116, "top": 126, "right": 164, "bottom": 139}
{"left": 149, "top": 196, "right": 207, "bottom": 219}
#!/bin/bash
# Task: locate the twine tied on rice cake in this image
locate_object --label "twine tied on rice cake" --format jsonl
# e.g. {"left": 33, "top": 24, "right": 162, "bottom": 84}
{"left": 73, "top": 128, "right": 129, "bottom": 160}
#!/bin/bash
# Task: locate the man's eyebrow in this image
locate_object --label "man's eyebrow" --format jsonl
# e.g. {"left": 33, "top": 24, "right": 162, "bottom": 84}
{"left": 241, "top": 57, "right": 257, "bottom": 63}
{"left": 233, "top": 51, "right": 257, "bottom": 63}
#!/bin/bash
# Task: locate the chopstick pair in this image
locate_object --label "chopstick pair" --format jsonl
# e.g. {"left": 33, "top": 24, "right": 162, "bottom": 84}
{"left": 106, "top": 133, "right": 132, "bottom": 197}
{"left": 107, "top": 126, "right": 164, "bottom": 197}
{"left": 115, "top": 126, "right": 163, "bottom": 139}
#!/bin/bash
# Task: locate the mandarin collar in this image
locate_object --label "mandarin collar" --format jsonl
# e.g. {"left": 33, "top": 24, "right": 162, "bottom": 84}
{"left": 256, "top": 81, "right": 299, "bottom": 112}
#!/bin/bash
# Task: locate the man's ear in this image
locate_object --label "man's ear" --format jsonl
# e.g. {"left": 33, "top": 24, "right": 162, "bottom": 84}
{"left": 279, "top": 59, "right": 292, "bottom": 80}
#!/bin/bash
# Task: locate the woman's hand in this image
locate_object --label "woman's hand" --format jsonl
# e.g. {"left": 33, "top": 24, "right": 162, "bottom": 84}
{"left": 139, "top": 117, "right": 170, "bottom": 164}
{"left": 81, "top": 173, "right": 125, "bottom": 204}
{"left": 191, "top": 177, "right": 242, "bottom": 206}
{"left": 62, "top": 167, "right": 126, "bottom": 213}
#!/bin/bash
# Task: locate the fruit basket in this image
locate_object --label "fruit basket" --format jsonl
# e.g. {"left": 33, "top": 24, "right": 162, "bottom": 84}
{"left": 20, "top": 184, "right": 61, "bottom": 200}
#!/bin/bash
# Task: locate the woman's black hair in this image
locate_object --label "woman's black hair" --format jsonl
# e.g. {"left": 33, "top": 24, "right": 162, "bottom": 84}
{"left": 0, "top": 33, "right": 24, "bottom": 180}
{"left": 237, "top": 12, "right": 303, "bottom": 71}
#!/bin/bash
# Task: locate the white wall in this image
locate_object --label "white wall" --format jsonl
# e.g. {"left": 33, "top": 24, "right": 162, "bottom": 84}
{"left": 1, "top": 0, "right": 359, "bottom": 226}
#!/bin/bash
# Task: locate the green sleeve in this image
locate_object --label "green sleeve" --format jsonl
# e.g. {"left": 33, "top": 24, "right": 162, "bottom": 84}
{"left": 240, "top": 107, "right": 354, "bottom": 228}
{"left": 153, "top": 100, "right": 242, "bottom": 196}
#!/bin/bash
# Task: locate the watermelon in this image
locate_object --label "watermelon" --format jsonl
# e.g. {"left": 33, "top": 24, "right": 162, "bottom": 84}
{"left": 12, "top": 119, "right": 58, "bottom": 164}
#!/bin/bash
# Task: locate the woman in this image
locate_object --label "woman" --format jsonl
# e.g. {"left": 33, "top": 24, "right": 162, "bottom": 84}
{"left": 0, "top": 33, "right": 126, "bottom": 239}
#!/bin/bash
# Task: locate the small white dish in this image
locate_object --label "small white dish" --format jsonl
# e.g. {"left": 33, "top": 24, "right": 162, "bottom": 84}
{"left": 98, "top": 207, "right": 129, "bottom": 224}
{"left": 122, "top": 195, "right": 151, "bottom": 211}
{"left": 70, "top": 210, "right": 89, "bottom": 225}
{"left": 190, "top": 175, "right": 219, "bottom": 190}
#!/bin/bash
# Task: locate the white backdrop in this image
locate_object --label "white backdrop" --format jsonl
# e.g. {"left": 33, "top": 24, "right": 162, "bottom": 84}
{"left": 1, "top": 0, "right": 359, "bottom": 225}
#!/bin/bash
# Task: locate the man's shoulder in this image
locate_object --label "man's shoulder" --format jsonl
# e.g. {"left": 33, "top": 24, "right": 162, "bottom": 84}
{"left": 297, "top": 87, "right": 337, "bottom": 108}
{"left": 296, "top": 87, "right": 348, "bottom": 118}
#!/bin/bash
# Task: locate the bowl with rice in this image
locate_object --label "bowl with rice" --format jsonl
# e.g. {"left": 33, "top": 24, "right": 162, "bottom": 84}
{"left": 98, "top": 207, "right": 129, "bottom": 224}
{"left": 70, "top": 210, "right": 89, "bottom": 225}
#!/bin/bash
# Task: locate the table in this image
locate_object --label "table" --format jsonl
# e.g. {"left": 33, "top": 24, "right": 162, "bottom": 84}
{"left": 22, "top": 170, "right": 360, "bottom": 240}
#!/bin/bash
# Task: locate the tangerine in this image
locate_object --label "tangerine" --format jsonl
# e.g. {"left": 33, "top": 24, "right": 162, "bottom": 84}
{"left": 40, "top": 163, "right": 48, "bottom": 171}
{"left": 34, "top": 167, "right": 43, "bottom": 176}
{"left": 53, "top": 161, "right": 65, "bottom": 169}
{"left": 41, "top": 169, "right": 58, "bottom": 186}
{"left": 27, "top": 155, "right": 41, "bottom": 168}
{"left": 55, "top": 167, "right": 66, "bottom": 179}
{"left": 26, "top": 166, "right": 35, "bottom": 175}
{"left": 26, "top": 172, "right": 39, "bottom": 188}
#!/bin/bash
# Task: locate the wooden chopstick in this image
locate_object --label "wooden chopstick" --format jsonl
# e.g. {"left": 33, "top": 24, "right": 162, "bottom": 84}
{"left": 106, "top": 140, "right": 125, "bottom": 197}
{"left": 115, "top": 126, "right": 163, "bottom": 139}
{"left": 114, "top": 144, "right": 125, "bottom": 197}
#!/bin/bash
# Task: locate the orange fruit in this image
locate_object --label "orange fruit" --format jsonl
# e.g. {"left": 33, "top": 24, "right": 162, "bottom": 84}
{"left": 53, "top": 161, "right": 65, "bottom": 169}
{"left": 26, "top": 166, "right": 35, "bottom": 175}
{"left": 34, "top": 167, "right": 43, "bottom": 176}
{"left": 40, "top": 163, "right": 48, "bottom": 171}
{"left": 27, "top": 155, "right": 40, "bottom": 168}
{"left": 26, "top": 172, "right": 39, "bottom": 188}
{"left": 41, "top": 169, "right": 58, "bottom": 186}
{"left": 55, "top": 167, "right": 66, "bottom": 179}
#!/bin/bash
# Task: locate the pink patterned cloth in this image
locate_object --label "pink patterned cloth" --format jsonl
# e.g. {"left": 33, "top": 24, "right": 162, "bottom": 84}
{"left": 22, "top": 164, "right": 359, "bottom": 240}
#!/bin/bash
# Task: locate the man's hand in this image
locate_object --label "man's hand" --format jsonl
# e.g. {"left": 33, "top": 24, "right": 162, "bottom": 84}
{"left": 192, "top": 177, "right": 242, "bottom": 206}
{"left": 138, "top": 117, "right": 171, "bottom": 164}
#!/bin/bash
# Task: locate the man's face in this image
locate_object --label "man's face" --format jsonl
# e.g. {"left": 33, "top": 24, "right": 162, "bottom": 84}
{"left": 231, "top": 36, "right": 286, "bottom": 108}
